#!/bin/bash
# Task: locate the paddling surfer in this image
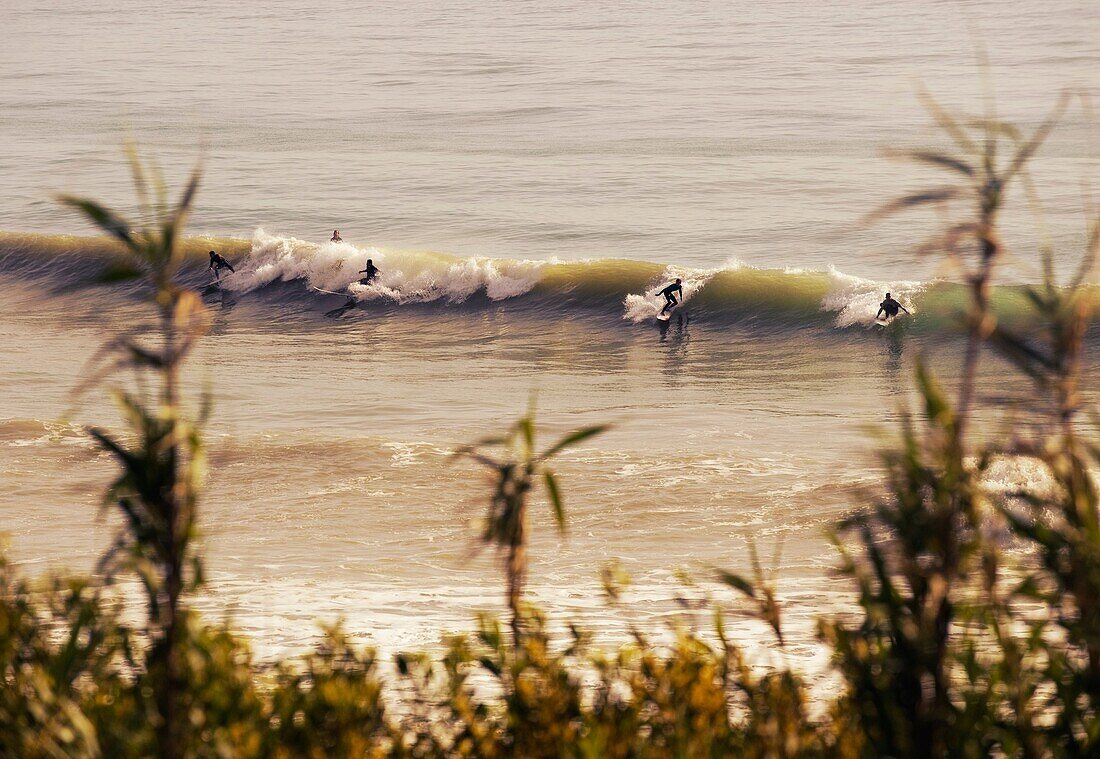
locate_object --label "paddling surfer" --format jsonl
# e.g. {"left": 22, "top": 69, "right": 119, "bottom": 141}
{"left": 876, "top": 292, "right": 910, "bottom": 321}
{"left": 656, "top": 278, "right": 683, "bottom": 315}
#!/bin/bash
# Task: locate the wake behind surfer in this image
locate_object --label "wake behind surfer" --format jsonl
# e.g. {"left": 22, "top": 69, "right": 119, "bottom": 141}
{"left": 359, "top": 259, "right": 381, "bottom": 285}
{"left": 208, "top": 250, "right": 235, "bottom": 282}
{"left": 876, "top": 292, "right": 910, "bottom": 321}
{"left": 655, "top": 278, "right": 683, "bottom": 315}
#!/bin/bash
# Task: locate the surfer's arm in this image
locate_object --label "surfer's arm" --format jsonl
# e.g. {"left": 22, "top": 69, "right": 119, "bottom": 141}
{"left": 876, "top": 307, "right": 885, "bottom": 319}
{"left": 900, "top": 304, "right": 910, "bottom": 314}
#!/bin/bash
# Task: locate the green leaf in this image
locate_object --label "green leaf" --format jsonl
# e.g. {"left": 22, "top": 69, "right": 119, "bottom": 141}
{"left": 543, "top": 470, "right": 566, "bottom": 533}
{"left": 915, "top": 360, "right": 953, "bottom": 429}
{"left": 518, "top": 414, "right": 535, "bottom": 455}
{"left": 541, "top": 424, "right": 609, "bottom": 460}
{"left": 716, "top": 569, "right": 757, "bottom": 599}
{"left": 56, "top": 196, "right": 139, "bottom": 252}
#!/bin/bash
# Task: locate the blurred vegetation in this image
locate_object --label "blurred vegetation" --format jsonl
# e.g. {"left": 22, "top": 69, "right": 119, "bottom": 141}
{"left": 2, "top": 86, "right": 1099, "bottom": 757}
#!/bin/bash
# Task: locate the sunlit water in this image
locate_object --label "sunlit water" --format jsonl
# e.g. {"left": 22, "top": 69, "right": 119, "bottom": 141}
{"left": 1, "top": 0, "right": 1098, "bottom": 681}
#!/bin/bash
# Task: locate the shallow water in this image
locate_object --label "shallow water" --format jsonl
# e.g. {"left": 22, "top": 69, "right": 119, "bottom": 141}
{"left": 1, "top": 0, "right": 1098, "bottom": 674}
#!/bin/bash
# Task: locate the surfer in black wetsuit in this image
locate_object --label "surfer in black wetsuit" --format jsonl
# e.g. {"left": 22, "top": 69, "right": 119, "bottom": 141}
{"left": 331, "top": 230, "right": 342, "bottom": 242}
{"left": 208, "top": 250, "right": 235, "bottom": 281}
{"left": 656, "top": 278, "right": 683, "bottom": 315}
{"left": 359, "top": 259, "right": 380, "bottom": 285}
{"left": 876, "top": 292, "right": 909, "bottom": 321}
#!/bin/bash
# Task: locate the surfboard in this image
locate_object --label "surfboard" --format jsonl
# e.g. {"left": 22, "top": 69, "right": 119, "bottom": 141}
{"left": 310, "top": 286, "right": 349, "bottom": 297}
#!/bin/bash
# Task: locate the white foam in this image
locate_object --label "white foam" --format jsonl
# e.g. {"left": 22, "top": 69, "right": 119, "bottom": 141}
{"left": 621, "top": 262, "right": 730, "bottom": 323}
{"left": 224, "top": 229, "right": 543, "bottom": 305}
{"left": 820, "top": 267, "right": 924, "bottom": 328}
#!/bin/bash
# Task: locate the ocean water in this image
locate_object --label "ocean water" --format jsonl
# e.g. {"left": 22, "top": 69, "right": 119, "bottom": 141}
{"left": 1, "top": 0, "right": 1098, "bottom": 673}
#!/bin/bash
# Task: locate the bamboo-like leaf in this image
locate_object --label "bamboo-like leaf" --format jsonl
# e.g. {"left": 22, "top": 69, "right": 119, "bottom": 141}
{"left": 125, "top": 141, "right": 153, "bottom": 225}
{"left": 988, "top": 326, "right": 1056, "bottom": 386}
{"left": 915, "top": 361, "right": 953, "bottom": 429}
{"left": 518, "top": 414, "right": 535, "bottom": 456}
{"left": 916, "top": 85, "right": 978, "bottom": 154}
{"left": 543, "top": 470, "right": 565, "bottom": 533}
{"left": 57, "top": 196, "right": 139, "bottom": 252}
{"left": 164, "top": 165, "right": 202, "bottom": 266}
{"left": 887, "top": 148, "right": 975, "bottom": 177}
{"left": 716, "top": 569, "right": 757, "bottom": 599}
{"left": 863, "top": 187, "right": 962, "bottom": 225}
{"left": 121, "top": 338, "right": 166, "bottom": 370}
{"left": 540, "top": 424, "right": 609, "bottom": 460}
{"left": 1069, "top": 216, "right": 1100, "bottom": 289}
{"left": 478, "top": 656, "right": 502, "bottom": 677}
{"left": 1001, "top": 92, "right": 1070, "bottom": 184}
{"left": 449, "top": 446, "right": 499, "bottom": 470}
{"left": 88, "top": 427, "right": 143, "bottom": 478}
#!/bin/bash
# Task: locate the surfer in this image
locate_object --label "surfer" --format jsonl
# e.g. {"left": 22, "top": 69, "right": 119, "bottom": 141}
{"left": 656, "top": 278, "right": 683, "bottom": 315}
{"left": 359, "top": 259, "right": 381, "bottom": 285}
{"left": 876, "top": 292, "right": 910, "bottom": 321}
{"left": 208, "top": 250, "right": 235, "bottom": 281}
{"left": 331, "top": 230, "right": 342, "bottom": 243}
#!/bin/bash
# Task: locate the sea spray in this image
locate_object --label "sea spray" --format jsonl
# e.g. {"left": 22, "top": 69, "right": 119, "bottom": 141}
{"left": 221, "top": 229, "right": 383, "bottom": 294}
{"left": 621, "top": 259, "right": 740, "bottom": 323}
{"left": 820, "top": 267, "right": 923, "bottom": 328}
{"left": 346, "top": 250, "right": 544, "bottom": 304}
{"left": 227, "top": 229, "right": 543, "bottom": 305}
{"left": 0, "top": 230, "right": 1094, "bottom": 337}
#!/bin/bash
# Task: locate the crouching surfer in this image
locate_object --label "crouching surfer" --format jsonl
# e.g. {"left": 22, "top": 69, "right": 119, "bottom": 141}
{"left": 876, "top": 292, "right": 910, "bottom": 321}
{"left": 655, "top": 278, "right": 683, "bottom": 316}
{"left": 208, "top": 250, "right": 235, "bottom": 282}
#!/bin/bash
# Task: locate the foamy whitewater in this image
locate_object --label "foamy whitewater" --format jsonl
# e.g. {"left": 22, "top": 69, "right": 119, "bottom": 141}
{"left": 1, "top": 0, "right": 1098, "bottom": 685}
{"left": 230, "top": 230, "right": 924, "bottom": 328}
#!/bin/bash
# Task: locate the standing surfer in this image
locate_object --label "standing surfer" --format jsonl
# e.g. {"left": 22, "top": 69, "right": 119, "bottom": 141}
{"left": 876, "top": 292, "right": 910, "bottom": 321}
{"left": 656, "top": 278, "right": 683, "bottom": 315}
{"left": 208, "top": 250, "right": 235, "bottom": 282}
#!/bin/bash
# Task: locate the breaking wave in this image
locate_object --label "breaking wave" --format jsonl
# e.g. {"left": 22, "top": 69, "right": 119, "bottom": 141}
{"left": 1, "top": 229, "right": 1094, "bottom": 337}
